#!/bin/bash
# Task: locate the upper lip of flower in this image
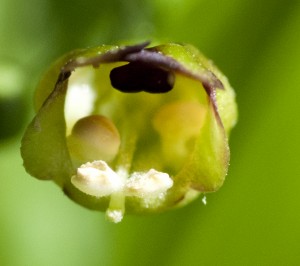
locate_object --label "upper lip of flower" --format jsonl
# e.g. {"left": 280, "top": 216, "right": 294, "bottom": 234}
{"left": 60, "top": 41, "right": 225, "bottom": 126}
{"left": 61, "top": 41, "right": 224, "bottom": 94}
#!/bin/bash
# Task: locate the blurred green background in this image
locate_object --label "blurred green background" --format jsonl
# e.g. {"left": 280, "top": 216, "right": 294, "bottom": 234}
{"left": 1, "top": 0, "right": 300, "bottom": 265}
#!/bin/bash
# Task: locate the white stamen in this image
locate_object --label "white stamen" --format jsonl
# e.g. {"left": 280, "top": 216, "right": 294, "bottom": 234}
{"left": 71, "top": 161, "right": 174, "bottom": 222}
{"left": 124, "top": 169, "right": 173, "bottom": 197}
{"left": 71, "top": 160, "right": 123, "bottom": 197}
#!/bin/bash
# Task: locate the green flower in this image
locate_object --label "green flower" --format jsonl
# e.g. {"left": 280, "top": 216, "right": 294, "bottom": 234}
{"left": 21, "top": 42, "right": 237, "bottom": 223}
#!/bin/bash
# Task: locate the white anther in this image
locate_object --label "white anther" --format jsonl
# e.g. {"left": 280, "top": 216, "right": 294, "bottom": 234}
{"left": 71, "top": 161, "right": 173, "bottom": 219}
{"left": 124, "top": 169, "right": 173, "bottom": 197}
{"left": 71, "top": 160, "right": 123, "bottom": 197}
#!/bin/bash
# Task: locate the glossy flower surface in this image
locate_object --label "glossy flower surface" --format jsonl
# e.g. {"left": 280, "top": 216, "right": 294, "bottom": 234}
{"left": 21, "top": 42, "right": 237, "bottom": 222}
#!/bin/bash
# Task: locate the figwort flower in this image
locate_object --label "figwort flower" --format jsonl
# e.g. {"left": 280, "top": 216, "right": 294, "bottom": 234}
{"left": 21, "top": 42, "right": 237, "bottom": 223}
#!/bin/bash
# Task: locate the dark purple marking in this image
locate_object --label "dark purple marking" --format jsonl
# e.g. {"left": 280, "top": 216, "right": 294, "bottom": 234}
{"left": 110, "top": 62, "right": 174, "bottom": 93}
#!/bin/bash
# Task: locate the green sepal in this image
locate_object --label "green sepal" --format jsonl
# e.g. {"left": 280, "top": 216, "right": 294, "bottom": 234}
{"left": 21, "top": 73, "right": 74, "bottom": 186}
